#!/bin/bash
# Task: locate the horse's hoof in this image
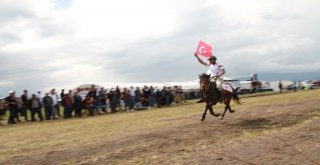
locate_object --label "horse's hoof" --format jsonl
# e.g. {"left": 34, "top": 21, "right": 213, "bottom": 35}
{"left": 230, "top": 110, "right": 235, "bottom": 113}
{"left": 215, "top": 113, "right": 221, "bottom": 117}
{"left": 219, "top": 116, "right": 224, "bottom": 120}
{"left": 201, "top": 117, "right": 205, "bottom": 121}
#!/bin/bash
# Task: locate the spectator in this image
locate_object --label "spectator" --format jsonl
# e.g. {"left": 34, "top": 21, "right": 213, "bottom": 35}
{"left": 50, "top": 89, "right": 59, "bottom": 119}
{"left": 73, "top": 91, "right": 83, "bottom": 117}
{"left": 43, "top": 92, "right": 53, "bottom": 120}
{"left": 279, "top": 81, "right": 283, "bottom": 93}
{"left": 28, "top": 94, "right": 43, "bottom": 122}
{"left": 62, "top": 93, "right": 73, "bottom": 118}
{"left": 115, "top": 86, "right": 121, "bottom": 110}
{"left": 87, "top": 86, "right": 98, "bottom": 114}
{"left": 142, "top": 86, "right": 151, "bottom": 107}
{"left": 134, "top": 98, "right": 147, "bottom": 110}
{"left": 130, "top": 86, "right": 136, "bottom": 106}
{"left": 0, "top": 100, "right": 7, "bottom": 122}
{"left": 155, "top": 88, "right": 163, "bottom": 107}
{"left": 5, "top": 91, "right": 18, "bottom": 124}
{"left": 98, "top": 87, "right": 107, "bottom": 112}
{"left": 149, "top": 86, "right": 156, "bottom": 108}
{"left": 59, "top": 89, "right": 65, "bottom": 116}
{"left": 60, "top": 89, "right": 65, "bottom": 100}
{"left": 108, "top": 89, "right": 117, "bottom": 113}
{"left": 82, "top": 95, "right": 95, "bottom": 116}
{"left": 21, "top": 89, "right": 30, "bottom": 121}
{"left": 122, "top": 88, "right": 132, "bottom": 112}
{"left": 16, "top": 98, "right": 24, "bottom": 122}
{"left": 135, "top": 87, "right": 142, "bottom": 103}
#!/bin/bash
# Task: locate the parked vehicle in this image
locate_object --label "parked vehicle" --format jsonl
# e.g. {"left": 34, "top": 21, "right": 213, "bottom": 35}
{"left": 300, "top": 80, "right": 316, "bottom": 89}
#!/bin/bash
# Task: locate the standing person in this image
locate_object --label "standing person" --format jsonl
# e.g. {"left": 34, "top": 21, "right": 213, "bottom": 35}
{"left": 60, "top": 89, "right": 65, "bottom": 100}
{"left": 108, "top": 89, "right": 117, "bottom": 113}
{"left": 50, "top": 89, "right": 58, "bottom": 119}
{"left": 21, "top": 90, "right": 30, "bottom": 121}
{"left": 115, "top": 86, "right": 122, "bottom": 110}
{"left": 98, "top": 87, "right": 107, "bottom": 112}
{"left": 194, "top": 53, "right": 225, "bottom": 103}
{"left": 279, "top": 81, "right": 283, "bottom": 93}
{"left": 62, "top": 93, "right": 73, "bottom": 118}
{"left": 58, "top": 89, "right": 65, "bottom": 116}
{"left": 43, "top": 92, "right": 53, "bottom": 120}
{"left": 5, "top": 91, "right": 18, "bottom": 124}
{"left": 87, "top": 85, "right": 99, "bottom": 113}
{"left": 149, "top": 86, "right": 156, "bottom": 108}
{"left": 142, "top": 86, "right": 151, "bottom": 108}
{"left": 28, "top": 94, "right": 43, "bottom": 122}
{"left": 73, "top": 91, "right": 83, "bottom": 117}
{"left": 122, "top": 88, "right": 132, "bottom": 112}
{"left": 135, "top": 87, "right": 142, "bottom": 104}
{"left": 130, "top": 86, "right": 136, "bottom": 106}
{"left": 15, "top": 98, "right": 23, "bottom": 122}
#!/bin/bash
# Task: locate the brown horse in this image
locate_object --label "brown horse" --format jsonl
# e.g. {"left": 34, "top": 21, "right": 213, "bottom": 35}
{"left": 199, "top": 73, "right": 241, "bottom": 120}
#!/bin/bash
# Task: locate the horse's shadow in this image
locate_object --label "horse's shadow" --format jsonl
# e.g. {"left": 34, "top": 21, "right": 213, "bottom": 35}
{"left": 229, "top": 118, "right": 272, "bottom": 129}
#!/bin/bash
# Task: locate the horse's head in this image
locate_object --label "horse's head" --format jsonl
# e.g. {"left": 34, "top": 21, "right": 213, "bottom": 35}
{"left": 199, "top": 73, "right": 211, "bottom": 84}
{"left": 198, "top": 73, "right": 213, "bottom": 93}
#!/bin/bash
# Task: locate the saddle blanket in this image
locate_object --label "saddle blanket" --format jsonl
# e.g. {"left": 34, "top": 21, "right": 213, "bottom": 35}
{"left": 222, "top": 84, "right": 233, "bottom": 93}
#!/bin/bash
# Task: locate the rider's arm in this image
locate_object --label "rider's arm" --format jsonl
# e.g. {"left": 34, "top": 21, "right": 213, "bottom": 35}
{"left": 194, "top": 53, "right": 208, "bottom": 66}
{"left": 217, "top": 68, "right": 225, "bottom": 77}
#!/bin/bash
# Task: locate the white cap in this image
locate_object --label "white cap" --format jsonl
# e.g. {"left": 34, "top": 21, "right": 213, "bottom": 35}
{"left": 8, "top": 91, "right": 15, "bottom": 94}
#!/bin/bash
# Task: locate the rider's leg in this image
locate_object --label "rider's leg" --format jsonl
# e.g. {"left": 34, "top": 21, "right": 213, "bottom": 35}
{"left": 196, "top": 89, "right": 204, "bottom": 103}
{"left": 216, "top": 79, "right": 223, "bottom": 103}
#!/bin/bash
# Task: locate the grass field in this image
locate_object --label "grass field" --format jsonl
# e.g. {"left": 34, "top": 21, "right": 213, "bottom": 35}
{"left": 0, "top": 90, "right": 319, "bottom": 164}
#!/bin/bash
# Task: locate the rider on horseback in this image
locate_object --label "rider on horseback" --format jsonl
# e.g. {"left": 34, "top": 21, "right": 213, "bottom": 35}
{"left": 194, "top": 53, "right": 225, "bottom": 103}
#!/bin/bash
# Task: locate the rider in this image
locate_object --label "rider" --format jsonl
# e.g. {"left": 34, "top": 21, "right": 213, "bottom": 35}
{"left": 194, "top": 53, "right": 225, "bottom": 103}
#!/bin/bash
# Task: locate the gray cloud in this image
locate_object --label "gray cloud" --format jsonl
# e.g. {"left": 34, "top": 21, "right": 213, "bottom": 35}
{"left": 0, "top": 0, "right": 320, "bottom": 96}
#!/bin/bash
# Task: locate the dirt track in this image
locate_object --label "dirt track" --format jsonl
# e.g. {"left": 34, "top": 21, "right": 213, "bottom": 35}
{"left": 1, "top": 91, "right": 320, "bottom": 165}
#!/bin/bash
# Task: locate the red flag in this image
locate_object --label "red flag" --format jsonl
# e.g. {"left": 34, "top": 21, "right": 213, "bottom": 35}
{"left": 196, "top": 40, "right": 213, "bottom": 57}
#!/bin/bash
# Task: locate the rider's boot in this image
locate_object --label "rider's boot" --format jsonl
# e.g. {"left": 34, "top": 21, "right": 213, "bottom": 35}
{"left": 196, "top": 91, "right": 204, "bottom": 103}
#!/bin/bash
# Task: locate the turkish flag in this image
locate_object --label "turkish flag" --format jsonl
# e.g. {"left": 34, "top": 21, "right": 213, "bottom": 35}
{"left": 196, "top": 40, "right": 213, "bottom": 57}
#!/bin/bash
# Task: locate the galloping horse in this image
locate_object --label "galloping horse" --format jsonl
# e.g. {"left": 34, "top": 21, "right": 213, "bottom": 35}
{"left": 199, "top": 73, "right": 241, "bottom": 120}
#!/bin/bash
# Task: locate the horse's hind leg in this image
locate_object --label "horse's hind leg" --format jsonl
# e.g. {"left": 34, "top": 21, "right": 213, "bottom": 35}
{"left": 220, "top": 105, "right": 228, "bottom": 120}
{"left": 228, "top": 105, "right": 235, "bottom": 113}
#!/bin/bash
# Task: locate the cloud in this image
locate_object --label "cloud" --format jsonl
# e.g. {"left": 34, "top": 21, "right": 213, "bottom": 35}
{"left": 0, "top": 0, "right": 320, "bottom": 96}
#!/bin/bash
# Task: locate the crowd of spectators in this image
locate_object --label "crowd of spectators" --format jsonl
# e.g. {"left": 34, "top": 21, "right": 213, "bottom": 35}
{"left": 0, "top": 85, "right": 200, "bottom": 125}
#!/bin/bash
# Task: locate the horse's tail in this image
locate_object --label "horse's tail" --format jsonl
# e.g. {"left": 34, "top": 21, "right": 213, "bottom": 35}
{"left": 232, "top": 87, "right": 241, "bottom": 104}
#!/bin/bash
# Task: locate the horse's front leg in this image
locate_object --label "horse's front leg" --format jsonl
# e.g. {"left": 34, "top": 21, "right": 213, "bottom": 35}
{"left": 201, "top": 104, "right": 209, "bottom": 121}
{"left": 208, "top": 103, "right": 220, "bottom": 117}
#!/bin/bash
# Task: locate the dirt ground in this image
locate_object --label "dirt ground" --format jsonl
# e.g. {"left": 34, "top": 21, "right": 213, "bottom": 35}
{"left": 1, "top": 91, "right": 320, "bottom": 165}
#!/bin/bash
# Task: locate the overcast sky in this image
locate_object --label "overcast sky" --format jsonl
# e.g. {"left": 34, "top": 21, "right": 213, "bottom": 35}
{"left": 0, "top": 0, "right": 319, "bottom": 96}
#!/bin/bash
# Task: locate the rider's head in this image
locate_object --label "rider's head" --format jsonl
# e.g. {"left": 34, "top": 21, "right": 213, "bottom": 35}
{"left": 208, "top": 56, "right": 217, "bottom": 63}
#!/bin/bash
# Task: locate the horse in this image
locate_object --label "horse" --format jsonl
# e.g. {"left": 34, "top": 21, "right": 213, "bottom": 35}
{"left": 199, "top": 73, "right": 241, "bottom": 120}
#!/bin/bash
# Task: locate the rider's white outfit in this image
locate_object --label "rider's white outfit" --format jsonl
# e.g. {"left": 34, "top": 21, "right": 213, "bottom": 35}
{"left": 206, "top": 63, "right": 224, "bottom": 90}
